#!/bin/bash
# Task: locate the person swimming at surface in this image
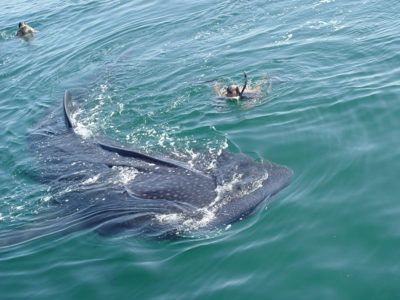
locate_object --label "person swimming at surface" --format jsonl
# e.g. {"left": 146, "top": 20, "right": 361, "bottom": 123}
{"left": 16, "top": 22, "right": 38, "bottom": 38}
{"left": 213, "top": 72, "right": 261, "bottom": 100}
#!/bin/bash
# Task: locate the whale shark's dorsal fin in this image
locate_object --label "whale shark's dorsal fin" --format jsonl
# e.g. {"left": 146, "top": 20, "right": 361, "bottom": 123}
{"left": 63, "top": 90, "right": 75, "bottom": 128}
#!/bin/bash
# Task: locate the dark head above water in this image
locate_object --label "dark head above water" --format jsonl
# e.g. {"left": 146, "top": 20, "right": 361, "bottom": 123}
{"left": 16, "top": 21, "right": 38, "bottom": 38}
{"left": 0, "top": 90, "right": 292, "bottom": 246}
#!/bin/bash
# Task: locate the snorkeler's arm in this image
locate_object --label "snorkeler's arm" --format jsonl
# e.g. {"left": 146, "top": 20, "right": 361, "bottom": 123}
{"left": 213, "top": 82, "right": 222, "bottom": 96}
{"left": 29, "top": 26, "right": 38, "bottom": 33}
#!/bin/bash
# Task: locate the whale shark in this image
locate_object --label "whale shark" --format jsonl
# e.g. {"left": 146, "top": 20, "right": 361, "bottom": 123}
{"left": 0, "top": 90, "right": 292, "bottom": 245}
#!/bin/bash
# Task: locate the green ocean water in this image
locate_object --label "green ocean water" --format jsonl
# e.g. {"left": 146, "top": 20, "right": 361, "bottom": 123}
{"left": 1, "top": 0, "right": 400, "bottom": 299}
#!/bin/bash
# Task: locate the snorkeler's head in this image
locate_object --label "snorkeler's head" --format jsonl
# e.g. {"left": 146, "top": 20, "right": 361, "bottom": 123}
{"left": 226, "top": 84, "right": 240, "bottom": 97}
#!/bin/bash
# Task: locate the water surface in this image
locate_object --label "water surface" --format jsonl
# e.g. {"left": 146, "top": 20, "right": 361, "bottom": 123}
{"left": 1, "top": 0, "right": 400, "bottom": 299}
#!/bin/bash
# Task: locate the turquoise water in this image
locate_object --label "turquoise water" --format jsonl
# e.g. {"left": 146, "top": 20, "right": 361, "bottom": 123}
{"left": 1, "top": 0, "right": 400, "bottom": 298}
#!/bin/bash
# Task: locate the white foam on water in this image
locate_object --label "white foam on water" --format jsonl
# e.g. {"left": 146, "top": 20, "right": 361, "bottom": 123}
{"left": 127, "top": 125, "right": 183, "bottom": 153}
{"left": 100, "top": 84, "right": 108, "bottom": 93}
{"left": 182, "top": 207, "right": 216, "bottom": 230}
{"left": 74, "top": 123, "right": 94, "bottom": 139}
{"left": 71, "top": 108, "right": 94, "bottom": 139}
{"left": 204, "top": 139, "right": 229, "bottom": 171}
{"left": 82, "top": 174, "right": 101, "bottom": 185}
{"left": 185, "top": 149, "right": 200, "bottom": 169}
{"left": 111, "top": 166, "right": 138, "bottom": 185}
{"left": 69, "top": 82, "right": 114, "bottom": 139}
{"left": 117, "top": 102, "right": 124, "bottom": 114}
{"left": 306, "top": 19, "right": 344, "bottom": 31}
{"left": 275, "top": 33, "right": 293, "bottom": 45}
{"left": 158, "top": 131, "right": 174, "bottom": 148}
{"left": 40, "top": 195, "right": 52, "bottom": 203}
{"left": 317, "top": 0, "right": 335, "bottom": 5}
{"left": 155, "top": 213, "right": 184, "bottom": 224}
{"left": 155, "top": 170, "right": 269, "bottom": 234}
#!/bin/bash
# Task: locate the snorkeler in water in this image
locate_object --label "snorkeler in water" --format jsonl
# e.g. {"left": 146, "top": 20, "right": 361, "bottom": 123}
{"left": 213, "top": 72, "right": 261, "bottom": 100}
{"left": 16, "top": 22, "right": 38, "bottom": 38}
